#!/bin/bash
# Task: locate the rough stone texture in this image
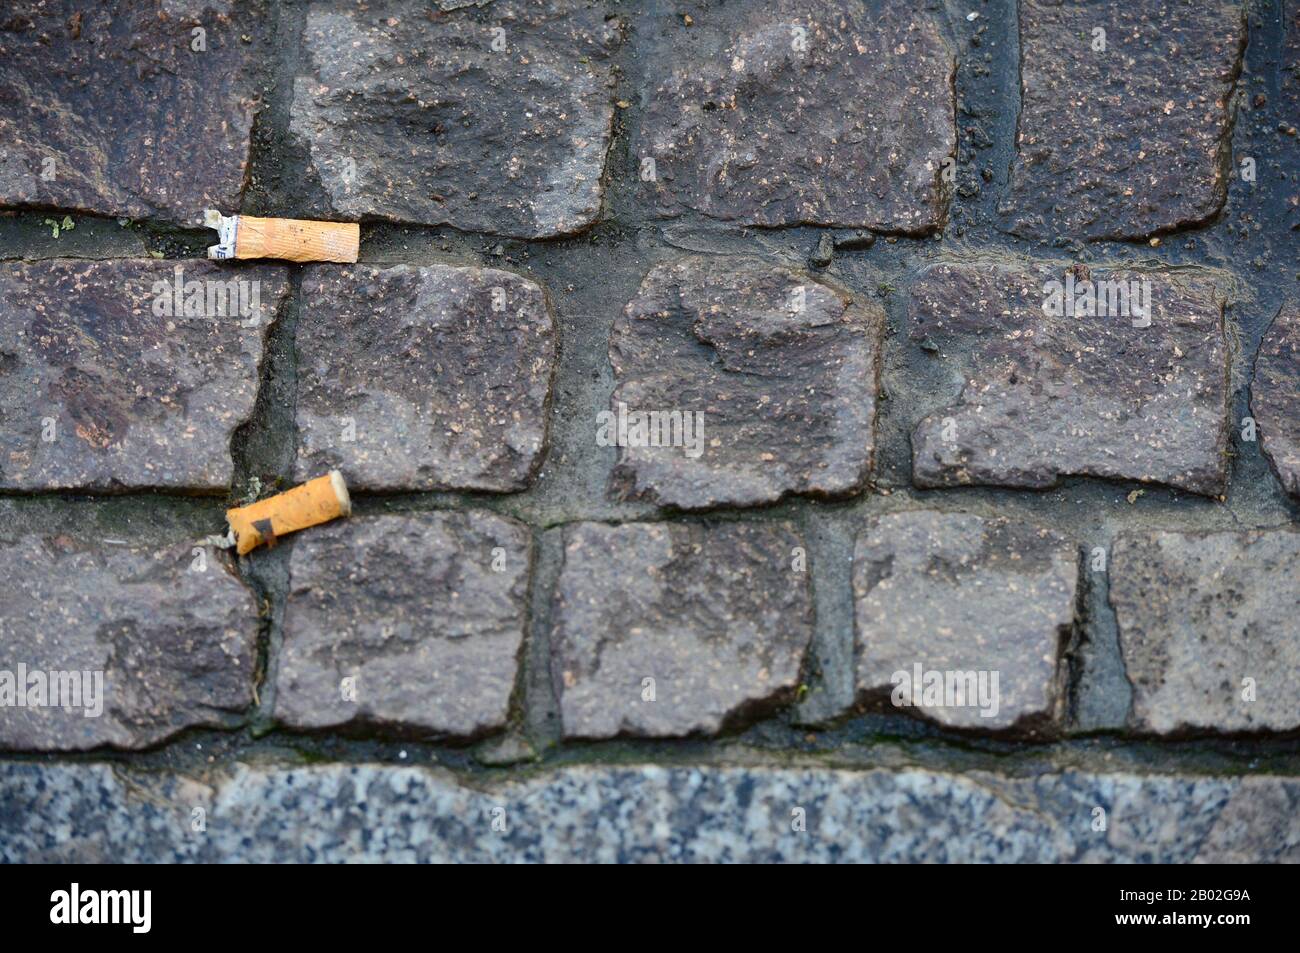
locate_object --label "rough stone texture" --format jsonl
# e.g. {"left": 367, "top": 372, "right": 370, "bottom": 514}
{"left": 289, "top": 0, "right": 622, "bottom": 238}
{"left": 1110, "top": 528, "right": 1300, "bottom": 735}
{"left": 0, "top": 0, "right": 263, "bottom": 223}
{"left": 1252, "top": 304, "right": 1300, "bottom": 498}
{"left": 635, "top": 0, "right": 953, "bottom": 232}
{"left": 0, "top": 0, "right": 1294, "bottom": 869}
{"left": 274, "top": 512, "right": 530, "bottom": 739}
{"left": 853, "top": 511, "right": 1077, "bottom": 733}
{"left": 609, "top": 257, "right": 883, "bottom": 509}
{"left": 3, "top": 761, "right": 1297, "bottom": 863}
{"left": 1000, "top": 0, "right": 1245, "bottom": 241}
{"left": 294, "top": 264, "right": 556, "bottom": 491}
{"left": 0, "top": 259, "right": 287, "bottom": 492}
{"left": 909, "top": 262, "right": 1230, "bottom": 496}
{"left": 551, "top": 521, "right": 813, "bottom": 738}
{"left": 1288, "top": 7, "right": 1300, "bottom": 125}
{"left": 0, "top": 536, "right": 257, "bottom": 751}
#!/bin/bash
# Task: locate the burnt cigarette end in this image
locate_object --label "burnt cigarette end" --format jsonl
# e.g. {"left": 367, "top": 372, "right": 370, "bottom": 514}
{"left": 226, "top": 470, "right": 351, "bottom": 555}
{"left": 252, "top": 518, "right": 277, "bottom": 548}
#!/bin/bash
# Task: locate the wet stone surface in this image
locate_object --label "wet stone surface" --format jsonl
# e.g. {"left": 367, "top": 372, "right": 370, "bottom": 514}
{"left": 1110, "top": 528, "right": 1300, "bottom": 736}
{"left": 273, "top": 511, "right": 530, "bottom": 739}
{"left": 551, "top": 520, "right": 813, "bottom": 738}
{"left": 1288, "top": 6, "right": 1300, "bottom": 127}
{"left": 4, "top": 761, "right": 1298, "bottom": 863}
{"left": 908, "top": 261, "right": 1231, "bottom": 496}
{"left": 0, "top": 0, "right": 265, "bottom": 224}
{"left": 0, "top": 259, "right": 287, "bottom": 492}
{"left": 1252, "top": 304, "right": 1300, "bottom": 498}
{"left": 609, "top": 257, "right": 883, "bottom": 510}
{"left": 0, "top": 0, "right": 1295, "bottom": 867}
{"left": 294, "top": 264, "right": 556, "bottom": 492}
{"left": 633, "top": 0, "right": 955, "bottom": 232}
{"left": 1000, "top": 0, "right": 1245, "bottom": 241}
{"left": 290, "top": 0, "right": 623, "bottom": 238}
{"left": 853, "top": 511, "right": 1077, "bottom": 734}
{"left": 0, "top": 535, "right": 258, "bottom": 751}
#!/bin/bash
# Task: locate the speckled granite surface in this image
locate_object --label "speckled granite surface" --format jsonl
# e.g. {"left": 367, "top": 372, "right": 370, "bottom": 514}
{"left": 3, "top": 762, "right": 1296, "bottom": 863}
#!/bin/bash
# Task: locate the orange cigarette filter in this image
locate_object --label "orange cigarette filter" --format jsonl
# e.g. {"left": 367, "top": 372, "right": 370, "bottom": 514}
{"left": 204, "top": 209, "right": 359, "bottom": 263}
{"left": 226, "top": 471, "right": 352, "bottom": 556}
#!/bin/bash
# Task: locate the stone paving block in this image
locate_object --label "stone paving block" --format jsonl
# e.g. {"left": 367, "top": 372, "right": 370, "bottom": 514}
{"left": 1110, "top": 528, "right": 1300, "bottom": 735}
{"left": 294, "top": 264, "right": 556, "bottom": 492}
{"left": 1252, "top": 304, "right": 1300, "bottom": 498}
{"left": 0, "top": 259, "right": 287, "bottom": 492}
{"left": 909, "top": 261, "right": 1230, "bottom": 496}
{"left": 273, "top": 511, "right": 530, "bottom": 739}
{"left": 1001, "top": 0, "right": 1245, "bottom": 241}
{"left": 0, "top": 535, "right": 258, "bottom": 751}
{"left": 634, "top": 0, "right": 955, "bottom": 232}
{"left": 609, "top": 257, "right": 883, "bottom": 509}
{"left": 3, "top": 761, "right": 1297, "bottom": 862}
{"left": 853, "top": 511, "right": 1077, "bottom": 733}
{"left": 0, "top": 0, "right": 265, "bottom": 223}
{"left": 551, "top": 521, "right": 813, "bottom": 738}
{"left": 289, "top": 0, "right": 622, "bottom": 238}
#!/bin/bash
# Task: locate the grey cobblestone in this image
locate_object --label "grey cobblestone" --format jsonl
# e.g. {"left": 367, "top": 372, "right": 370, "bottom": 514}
{"left": 1110, "top": 527, "right": 1300, "bottom": 736}
{"left": 853, "top": 511, "right": 1077, "bottom": 735}
{"left": 551, "top": 520, "right": 813, "bottom": 738}
{"left": 0, "top": 0, "right": 1295, "bottom": 865}
{"left": 634, "top": 0, "right": 955, "bottom": 232}
{"left": 1288, "top": 7, "right": 1300, "bottom": 130}
{"left": 1253, "top": 304, "right": 1300, "bottom": 499}
{"left": 290, "top": 0, "right": 623, "bottom": 237}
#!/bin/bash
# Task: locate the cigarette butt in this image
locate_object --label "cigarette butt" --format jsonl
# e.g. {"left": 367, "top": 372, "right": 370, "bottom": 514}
{"left": 204, "top": 209, "right": 359, "bottom": 263}
{"left": 226, "top": 471, "right": 351, "bottom": 555}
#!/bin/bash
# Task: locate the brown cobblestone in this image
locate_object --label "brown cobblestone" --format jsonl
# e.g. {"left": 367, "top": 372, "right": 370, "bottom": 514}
{"left": 294, "top": 264, "right": 556, "bottom": 492}
{"left": 1001, "top": 0, "right": 1245, "bottom": 241}
{"left": 0, "top": 535, "right": 257, "bottom": 751}
{"left": 0, "top": 0, "right": 265, "bottom": 223}
{"left": 909, "top": 261, "right": 1231, "bottom": 496}
{"left": 609, "top": 257, "right": 883, "bottom": 509}
{"left": 0, "top": 259, "right": 287, "bottom": 492}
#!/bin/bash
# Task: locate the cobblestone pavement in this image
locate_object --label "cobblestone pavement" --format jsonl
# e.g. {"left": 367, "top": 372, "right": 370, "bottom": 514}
{"left": 1, "top": 0, "right": 1298, "bottom": 863}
